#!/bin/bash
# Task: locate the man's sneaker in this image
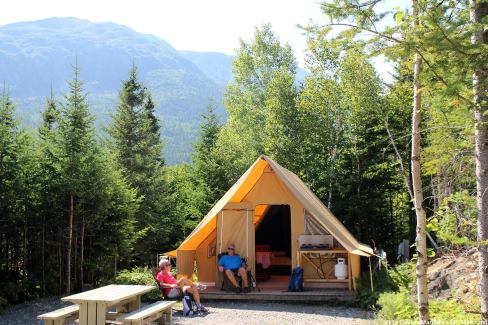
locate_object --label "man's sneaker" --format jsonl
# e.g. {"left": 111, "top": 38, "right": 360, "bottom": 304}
{"left": 235, "top": 286, "right": 242, "bottom": 294}
{"left": 242, "top": 287, "right": 250, "bottom": 293}
{"left": 196, "top": 283, "right": 207, "bottom": 291}
{"left": 197, "top": 305, "right": 209, "bottom": 313}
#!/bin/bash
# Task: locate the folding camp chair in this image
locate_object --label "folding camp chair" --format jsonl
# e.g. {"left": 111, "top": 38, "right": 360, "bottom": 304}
{"left": 217, "top": 253, "right": 260, "bottom": 292}
{"left": 151, "top": 267, "right": 187, "bottom": 301}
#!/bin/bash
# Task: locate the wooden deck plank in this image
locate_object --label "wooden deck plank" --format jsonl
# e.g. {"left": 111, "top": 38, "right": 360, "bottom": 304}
{"left": 201, "top": 289, "right": 354, "bottom": 302}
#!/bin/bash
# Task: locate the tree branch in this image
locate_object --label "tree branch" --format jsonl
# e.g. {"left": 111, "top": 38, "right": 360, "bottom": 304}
{"left": 319, "top": 22, "right": 404, "bottom": 44}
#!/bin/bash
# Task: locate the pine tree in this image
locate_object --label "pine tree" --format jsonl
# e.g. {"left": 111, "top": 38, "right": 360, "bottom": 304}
{"left": 107, "top": 64, "right": 168, "bottom": 264}
{"left": 36, "top": 90, "right": 62, "bottom": 295}
{"left": 192, "top": 99, "right": 227, "bottom": 215}
{"left": 0, "top": 91, "right": 33, "bottom": 301}
{"left": 57, "top": 63, "right": 96, "bottom": 293}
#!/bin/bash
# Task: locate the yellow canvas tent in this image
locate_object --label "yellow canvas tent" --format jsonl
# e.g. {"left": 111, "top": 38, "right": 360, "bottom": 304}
{"left": 170, "top": 155, "right": 373, "bottom": 290}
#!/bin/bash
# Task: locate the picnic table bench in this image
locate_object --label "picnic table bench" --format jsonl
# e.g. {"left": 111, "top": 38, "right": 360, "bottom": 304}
{"left": 61, "top": 284, "right": 155, "bottom": 325}
{"left": 116, "top": 300, "right": 175, "bottom": 325}
{"left": 37, "top": 304, "right": 79, "bottom": 325}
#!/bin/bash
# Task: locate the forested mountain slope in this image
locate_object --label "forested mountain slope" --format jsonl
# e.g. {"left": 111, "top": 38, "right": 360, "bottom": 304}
{"left": 0, "top": 17, "right": 228, "bottom": 163}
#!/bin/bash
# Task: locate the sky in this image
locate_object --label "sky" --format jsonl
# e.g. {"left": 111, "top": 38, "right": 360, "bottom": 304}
{"left": 0, "top": 0, "right": 410, "bottom": 79}
{"left": 0, "top": 0, "right": 326, "bottom": 66}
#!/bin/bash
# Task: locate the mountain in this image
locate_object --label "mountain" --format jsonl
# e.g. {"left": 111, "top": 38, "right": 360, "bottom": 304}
{"left": 0, "top": 17, "right": 227, "bottom": 164}
{"left": 181, "top": 50, "right": 308, "bottom": 86}
{"left": 181, "top": 51, "right": 235, "bottom": 86}
{"left": 0, "top": 17, "right": 307, "bottom": 164}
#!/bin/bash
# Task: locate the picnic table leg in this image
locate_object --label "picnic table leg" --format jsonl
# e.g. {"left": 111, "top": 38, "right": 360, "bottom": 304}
{"left": 127, "top": 295, "right": 141, "bottom": 312}
{"left": 79, "top": 302, "right": 106, "bottom": 325}
{"left": 96, "top": 302, "right": 107, "bottom": 325}
{"left": 166, "top": 308, "right": 173, "bottom": 324}
{"left": 157, "top": 308, "right": 172, "bottom": 325}
{"left": 79, "top": 303, "right": 88, "bottom": 325}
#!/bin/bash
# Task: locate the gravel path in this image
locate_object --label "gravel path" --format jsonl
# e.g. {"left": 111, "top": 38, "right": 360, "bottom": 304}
{"left": 0, "top": 298, "right": 373, "bottom": 325}
{"left": 173, "top": 301, "right": 373, "bottom": 325}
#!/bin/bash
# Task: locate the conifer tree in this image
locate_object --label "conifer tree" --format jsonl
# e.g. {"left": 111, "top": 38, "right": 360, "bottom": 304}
{"left": 107, "top": 65, "right": 168, "bottom": 264}
{"left": 36, "top": 90, "right": 62, "bottom": 295}
{"left": 192, "top": 100, "right": 227, "bottom": 215}
{"left": 0, "top": 91, "right": 33, "bottom": 300}
{"left": 58, "top": 64, "right": 96, "bottom": 293}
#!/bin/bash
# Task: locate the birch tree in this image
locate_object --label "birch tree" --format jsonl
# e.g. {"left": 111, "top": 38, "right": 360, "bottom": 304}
{"left": 411, "top": 1, "right": 429, "bottom": 320}
{"left": 471, "top": 0, "right": 488, "bottom": 321}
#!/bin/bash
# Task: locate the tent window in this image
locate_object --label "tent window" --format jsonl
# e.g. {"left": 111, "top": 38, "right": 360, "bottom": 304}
{"left": 304, "top": 210, "right": 330, "bottom": 235}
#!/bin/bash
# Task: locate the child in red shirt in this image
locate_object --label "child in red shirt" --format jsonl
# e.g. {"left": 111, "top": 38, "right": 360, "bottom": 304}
{"left": 157, "top": 259, "right": 207, "bottom": 312}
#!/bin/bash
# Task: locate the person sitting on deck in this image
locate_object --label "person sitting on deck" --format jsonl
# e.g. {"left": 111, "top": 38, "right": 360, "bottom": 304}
{"left": 156, "top": 259, "right": 208, "bottom": 313}
{"left": 218, "top": 243, "right": 249, "bottom": 293}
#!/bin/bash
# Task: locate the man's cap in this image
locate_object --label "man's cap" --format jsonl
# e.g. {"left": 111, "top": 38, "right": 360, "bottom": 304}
{"left": 227, "top": 244, "right": 236, "bottom": 249}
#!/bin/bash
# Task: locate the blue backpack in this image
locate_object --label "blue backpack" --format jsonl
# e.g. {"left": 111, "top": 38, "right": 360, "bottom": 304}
{"left": 288, "top": 266, "right": 304, "bottom": 292}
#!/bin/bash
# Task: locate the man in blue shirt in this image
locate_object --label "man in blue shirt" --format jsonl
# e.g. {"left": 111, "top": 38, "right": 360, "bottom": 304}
{"left": 218, "top": 243, "right": 249, "bottom": 293}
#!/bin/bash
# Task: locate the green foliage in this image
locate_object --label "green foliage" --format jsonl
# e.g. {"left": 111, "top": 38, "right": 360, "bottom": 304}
{"left": 165, "top": 164, "right": 202, "bottom": 240}
{"left": 215, "top": 23, "right": 298, "bottom": 183}
{"left": 430, "top": 190, "right": 477, "bottom": 247}
{"left": 376, "top": 290, "right": 417, "bottom": 320}
{"left": 0, "top": 295, "right": 7, "bottom": 312}
{"left": 356, "top": 262, "right": 415, "bottom": 309}
{"left": 107, "top": 65, "right": 171, "bottom": 264}
{"left": 376, "top": 291, "right": 480, "bottom": 322}
{"left": 191, "top": 100, "right": 228, "bottom": 216}
{"left": 114, "top": 267, "right": 160, "bottom": 302}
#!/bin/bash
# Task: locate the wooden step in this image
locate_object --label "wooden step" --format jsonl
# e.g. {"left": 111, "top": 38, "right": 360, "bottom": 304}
{"left": 201, "top": 289, "right": 354, "bottom": 302}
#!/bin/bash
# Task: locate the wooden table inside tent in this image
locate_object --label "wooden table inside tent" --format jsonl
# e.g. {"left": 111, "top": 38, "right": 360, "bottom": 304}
{"left": 296, "top": 249, "right": 352, "bottom": 290}
{"left": 62, "top": 284, "right": 155, "bottom": 325}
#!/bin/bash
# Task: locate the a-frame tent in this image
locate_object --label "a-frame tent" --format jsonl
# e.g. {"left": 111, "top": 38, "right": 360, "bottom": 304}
{"left": 171, "top": 155, "right": 373, "bottom": 290}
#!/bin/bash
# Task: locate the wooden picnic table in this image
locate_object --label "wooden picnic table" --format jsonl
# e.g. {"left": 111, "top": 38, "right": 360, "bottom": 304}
{"left": 62, "top": 284, "right": 155, "bottom": 325}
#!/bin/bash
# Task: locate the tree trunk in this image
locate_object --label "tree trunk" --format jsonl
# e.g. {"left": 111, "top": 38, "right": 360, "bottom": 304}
{"left": 80, "top": 214, "right": 84, "bottom": 290}
{"left": 42, "top": 213, "right": 45, "bottom": 296}
{"left": 58, "top": 227, "right": 62, "bottom": 295}
{"left": 411, "top": 0, "right": 429, "bottom": 322}
{"left": 23, "top": 213, "right": 27, "bottom": 296}
{"left": 471, "top": 0, "right": 488, "bottom": 321}
{"left": 114, "top": 246, "right": 118, "bottom": 278}
{"left": 327, "top": 114, "right": 342, "bottom": 209}
{"left": 66, "top": 193, "right": 74, "bottom": 294}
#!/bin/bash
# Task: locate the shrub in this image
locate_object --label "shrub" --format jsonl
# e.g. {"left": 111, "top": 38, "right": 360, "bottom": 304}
{"left": 376, "top": 291, "right": 416, "bottom": 320}
{"left": 355, "top": 261, "right": 415, "bottom": 309}
{"left": 376, "top": 292, "right": 481, "bottom": 322}
{"left": 0, "top": 295, "right": 8, "bottom": 312}
{"left": 0, "top": 281, "right": 25, "bottom": 306}
{"left": 430, "top": 299, "right": 480, "bottom": 322}
{"left": 114, "top": 267, "right": 160, "bottom": 302}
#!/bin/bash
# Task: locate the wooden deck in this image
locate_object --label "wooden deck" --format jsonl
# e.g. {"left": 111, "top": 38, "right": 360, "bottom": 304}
{"left": 200, "top": 276, "right": 355, "bottom": 302}
{"left": 201, "top": 288, "right": 355, "bottom": 302}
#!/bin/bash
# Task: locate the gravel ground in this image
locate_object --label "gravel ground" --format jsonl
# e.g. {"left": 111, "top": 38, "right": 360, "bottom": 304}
{"left": 0, "top": 298, "right": 373, "bottom": 325}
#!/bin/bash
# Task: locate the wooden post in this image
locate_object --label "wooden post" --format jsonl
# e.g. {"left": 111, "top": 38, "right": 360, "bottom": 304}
{"left": 347, "top": 253, "right": 352, "bottom": 291}
{"left": 368, "top": 257, "right": 374, "bottom": 292}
